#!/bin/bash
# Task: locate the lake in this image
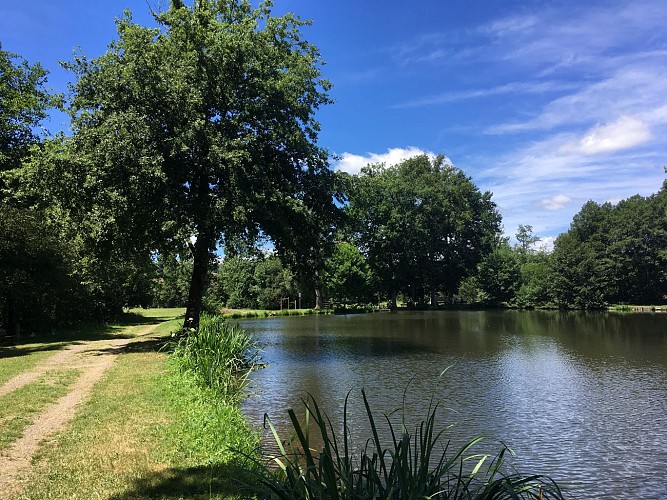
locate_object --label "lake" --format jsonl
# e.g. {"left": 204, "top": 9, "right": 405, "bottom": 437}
{"left": 240, "top": 310, "right": 667, "bottom": 498}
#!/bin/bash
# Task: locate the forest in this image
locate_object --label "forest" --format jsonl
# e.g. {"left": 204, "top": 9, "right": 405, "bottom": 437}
{"left": 1, "top": 1, "right": 666, "bottom": 337}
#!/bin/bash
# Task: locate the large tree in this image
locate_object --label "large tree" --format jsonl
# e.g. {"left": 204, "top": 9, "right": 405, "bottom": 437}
{"left": 348, "top": 155, "right": 500, "bottom": 308}
{"left": 26, "top": 1, "right": 333, "bottom": 328}
{"left": 0, "top": 42, "right": 53, "bottom": 196}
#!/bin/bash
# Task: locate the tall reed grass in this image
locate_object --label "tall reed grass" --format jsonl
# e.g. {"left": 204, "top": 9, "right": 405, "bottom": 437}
{"left": 246, "top": 390, "right": 566, "bottom": 499}
{"left": 170, "top": 314, "right": 259, "bottom": 403}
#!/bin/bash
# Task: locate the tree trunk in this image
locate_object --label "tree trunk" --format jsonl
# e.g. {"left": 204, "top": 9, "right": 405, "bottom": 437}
{"left": 315, "top": 287, "right": 323, "bottom": 309}
{"left": 184, "top": 229, "right": 214, "bottom": 330}
{"left": 389, "top": 290, "right": 398, "bottom": 310}
{"left": 430, "top": 289, "right": 438, "bottom": 307}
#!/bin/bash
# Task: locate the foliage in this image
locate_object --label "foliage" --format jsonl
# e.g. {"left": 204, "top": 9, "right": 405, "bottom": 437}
{"left": 0, "top": 42, "right": 54, "bottom": 195}
{"left": 322, "top": 241, "right": 375, "bottom": 306}
{"left": 208, "top": 254, "right": 297, "bottom": 310}
{"left": 513, "top": 252, "right": 554, "bottom": 308}
{"left": 0, "top": 207, "right": 94, "bottom": 336}
{"left": 151, "top": 252, "right": 192, "bottom": 308}
{"left": 551, "top": 185, "right": 667, "bottom": 308}
{"left": 475, "top": 244, "right": 521, "bottom": 305}
{"left": 247, "top": 390, "right": 566, "bottom": 499}
{"left": 348, "top": 155, "right": 501, "bottom": 308}
{"left": 514, "top": 224, "right": 541, "bottom": 256}
{"left": 170, "top": 314, "right": 259, "bottom": 403}
{"left": 18, "top": 0, "right": 335, "bottom": 329}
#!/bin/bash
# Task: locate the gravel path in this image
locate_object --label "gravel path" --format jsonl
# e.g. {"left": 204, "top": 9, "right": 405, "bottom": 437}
{"left": 0, "top": 323, "right": 162, "bottom": 499}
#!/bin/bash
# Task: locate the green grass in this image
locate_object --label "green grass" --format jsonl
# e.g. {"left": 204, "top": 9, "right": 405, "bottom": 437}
{"left": 608, "top": 304, "right": 666, "bottom": 312}
{"left": 0, "top": 346, "right": 68, "bottom": 386}
{"left": 169, "top": 314, "right": 259, "bottom": 403}
{"left": 220, "top": 308, "right": 330, "bottom": 319}
{"left": 0, "top": 369, "right": 80, "bottom": 450}
{"left": 17, "top": 312, "right": 257, "bottom": 500}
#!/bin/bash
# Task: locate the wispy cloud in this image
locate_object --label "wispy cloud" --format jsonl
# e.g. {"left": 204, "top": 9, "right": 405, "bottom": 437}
{"left": 488, "top": 64, "right": 667, "bottom": 134}
{"left": 541, "top": 194, "right": 572, "bottom": 211}
{"left": 394, "top": 80, "right": 578, "bottom": 109}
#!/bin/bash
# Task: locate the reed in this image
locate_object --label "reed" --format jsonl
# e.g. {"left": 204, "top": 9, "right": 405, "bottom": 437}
{"left": 170, "top": 314, "right": 259, "bottom": 403}
{"left": 246, "top": 390, "right": 566, "bottom": 499}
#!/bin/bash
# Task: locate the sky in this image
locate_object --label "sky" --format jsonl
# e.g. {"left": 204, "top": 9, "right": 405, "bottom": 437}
{"left": 2, "top": 0, "right": 666, "bottom": 248}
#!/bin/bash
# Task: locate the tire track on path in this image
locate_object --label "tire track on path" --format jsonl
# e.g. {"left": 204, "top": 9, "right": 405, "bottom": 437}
{"left": 0, "top": 323, "right": 163, "bottom": 499}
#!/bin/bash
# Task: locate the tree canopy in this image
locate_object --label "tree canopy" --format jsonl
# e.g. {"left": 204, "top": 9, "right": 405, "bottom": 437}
{"left": 347, "top": 154, "right": 501, "bottom": 308}
{"left": 0, "top": 42, "right": 53, "bottom": 191}
{"left": 20, "top": 0, "right": 335, "bottom": 328}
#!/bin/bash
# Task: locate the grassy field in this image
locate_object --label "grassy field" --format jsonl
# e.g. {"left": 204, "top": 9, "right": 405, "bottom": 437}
{"left": 1, "top": 309, "right": 258, "bottom": 499}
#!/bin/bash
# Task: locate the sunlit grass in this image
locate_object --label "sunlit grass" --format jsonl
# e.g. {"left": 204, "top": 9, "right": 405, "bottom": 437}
{"left": 0, "top": 346, "right": 67, "bottom": 386}
{"left": 169, "top": 314, "right": 259, "bottom": 404}
{"left": 18, "top": 325, "right": 257, "bottom": 499}
{"left": 0, "top": 369, "right": 80, "bottom": 450}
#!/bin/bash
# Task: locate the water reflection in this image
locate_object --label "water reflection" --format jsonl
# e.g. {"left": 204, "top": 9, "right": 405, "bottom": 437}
{"left": 241, "top": 310, "right": 667, "bottom": 499}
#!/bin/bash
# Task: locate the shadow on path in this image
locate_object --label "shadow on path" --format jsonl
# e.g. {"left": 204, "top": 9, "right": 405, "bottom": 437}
{"left": 0, "top": 311, "right": 181, "bottom": 358}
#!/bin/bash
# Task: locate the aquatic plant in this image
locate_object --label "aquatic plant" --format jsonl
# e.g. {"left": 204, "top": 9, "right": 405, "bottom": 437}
{"left": 170, "top": 314, "right": 259, "bottom": 403}
{"left": 247, "top": 390, "right": 566, "bottom": 499}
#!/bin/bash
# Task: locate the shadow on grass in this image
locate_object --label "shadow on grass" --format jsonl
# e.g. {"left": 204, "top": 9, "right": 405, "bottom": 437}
{"left": 0, "top": 311, "right": 182, "bottom": 357}
{"left": 109, "top": 463, "right": 255, "bottom": 500}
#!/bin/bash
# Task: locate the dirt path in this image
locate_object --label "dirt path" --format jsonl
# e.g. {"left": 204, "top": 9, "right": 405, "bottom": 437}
{"left": 0, "top": 323, "right": 163, "bottom": 499}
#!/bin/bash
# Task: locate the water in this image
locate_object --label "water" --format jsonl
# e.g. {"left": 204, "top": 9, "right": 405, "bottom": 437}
{"left": 240, "top": 310, "right": 667, "bottom": 498}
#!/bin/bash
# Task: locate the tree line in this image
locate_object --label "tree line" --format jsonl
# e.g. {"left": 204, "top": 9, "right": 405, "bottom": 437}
{"left": 1, "top": 1, "right": 666, "bottom": 337}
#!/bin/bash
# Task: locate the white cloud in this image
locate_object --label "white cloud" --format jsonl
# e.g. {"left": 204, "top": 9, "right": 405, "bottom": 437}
{"left": 560, "top": 116, "right": 652, "bottom": 155}
{"left": 534, "top": 236, "right": 556, "bottom": 253}
{"left": 541, "top": 194, "right": 572, "bottom": 211}
{"left": 333, "top": 147, "right": 437, "bottom": 175}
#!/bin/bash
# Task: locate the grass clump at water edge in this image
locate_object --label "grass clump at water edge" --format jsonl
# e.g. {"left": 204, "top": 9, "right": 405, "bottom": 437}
{"left": 245, "top": 390, "right": 567, "bottom": 499}
{"left": 169, "top": 313, "right": 260, "bottom": 404}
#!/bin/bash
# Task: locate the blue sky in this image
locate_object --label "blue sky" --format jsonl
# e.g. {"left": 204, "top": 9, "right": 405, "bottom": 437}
{"left": 2, "top": 0, "right": 666, "bottom": 248}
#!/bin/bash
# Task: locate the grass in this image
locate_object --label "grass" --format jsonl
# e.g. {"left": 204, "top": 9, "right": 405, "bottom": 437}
{"left": 248, "top": 390, "right": 566, "bottom": 499}
{"left": 608, "top": 304, "right": 666, "bottom": 312}
{"left": 0, "top": 369, "right": 80, "bottom": 450}
{"left": 16, "top": 311, "right": 258, "bottom": 500}
{"left": 170, "top": 314, "right": 260, "bottom": 403}
{"left": 0, "top": 346, "right": 68, "bottom": 386}
{"left": 220, "top": 308, "right": 330, "bottom": 319}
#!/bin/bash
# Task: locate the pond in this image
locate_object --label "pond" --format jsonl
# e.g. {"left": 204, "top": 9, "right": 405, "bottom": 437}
{"left": 240, "top": 310, "right": 667, "bottom": 499}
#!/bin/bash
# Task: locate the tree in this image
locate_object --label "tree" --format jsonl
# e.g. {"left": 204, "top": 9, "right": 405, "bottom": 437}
{"left": 0, "top": 42, "right": 54, "bottom": 197}
{"left": 551, "top": 201, "right": 613, "bottom": 308}
{"left": 514, "top": 251, "right": 553, "bottom": 308}
{"left": 476, "top": 243, "right": 521, "bottom": 304}
{"left": 515, "top": 224, "right": 540, "bottom": 256}
{"left": 151, "top": 252, "right": 192, "bottom": 308}
{"left": 550, "top": 186, "right": 667, "bottom": 308}
{"left": 26, "top": 1, "right": 333, "bottom": 328}
{"left": 322, "top": 241, "right": 375, "bottom": 306}
{"left": 0, "top": 207, "right": 91, "bottom": 336}
{"left": 348, "top": 155, "right": 500, "bottom": 308}
{"left": 207, "top": 253, "right": 296, "bottom": 310}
